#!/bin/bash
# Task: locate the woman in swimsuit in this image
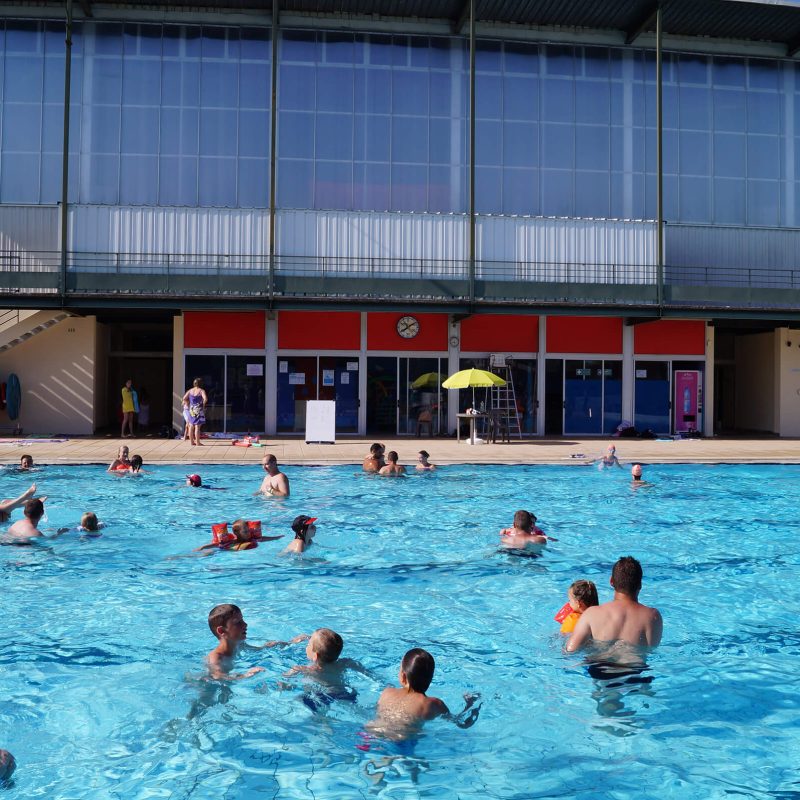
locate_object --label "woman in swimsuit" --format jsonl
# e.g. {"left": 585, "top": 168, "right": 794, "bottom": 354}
{"left": 182, "top": 378, "right": 208, "bottom": 447}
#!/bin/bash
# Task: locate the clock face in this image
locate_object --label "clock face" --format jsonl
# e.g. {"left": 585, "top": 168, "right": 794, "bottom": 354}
{"left": 397, "top": 315, "right": 420, "bottom": 339}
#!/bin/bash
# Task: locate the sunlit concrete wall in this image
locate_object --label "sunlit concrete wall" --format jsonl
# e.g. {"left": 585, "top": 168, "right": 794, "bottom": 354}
{"left": 0, "top": 316, "right": 98, "bottom": 435}
{"left": 775, "top": 327, "right": 800, "bottom": 437}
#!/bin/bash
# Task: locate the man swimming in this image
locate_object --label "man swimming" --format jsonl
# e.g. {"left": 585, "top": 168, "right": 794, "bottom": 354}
{"left": 566, "top": 556, "right": 662, "bottom": 653}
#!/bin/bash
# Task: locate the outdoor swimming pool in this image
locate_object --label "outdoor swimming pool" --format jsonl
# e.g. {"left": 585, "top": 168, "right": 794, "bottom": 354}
{"left": 0, "top": 461, "right": 797, "bottom": 799}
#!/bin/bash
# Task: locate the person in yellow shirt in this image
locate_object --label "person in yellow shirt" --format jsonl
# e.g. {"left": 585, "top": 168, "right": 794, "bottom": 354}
{"left": 121, "top": 378, "right": 135, "bottom": 438}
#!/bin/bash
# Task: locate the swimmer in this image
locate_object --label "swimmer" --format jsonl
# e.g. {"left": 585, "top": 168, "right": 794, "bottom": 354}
{"left": 371, "top": 648, "right": 480, "bottom": 735}
{"left": 597, "top": 445, "right": 622, "bottom": 469}
{"left": 58, "top": 511, "right": 105, "bottom": 536}
{"left": 379, "top": 451, "right": 406, "bottom": 476}
{"left": 130, "top": 455, "right": 144, "bottom": 473}
{"left": 0, "top": 483, "right": 37, "bottom": 523}
{"left": 205, "top": 604, "right": 266, "bottom": 680}
{"left": 555, "top": 579, "right": 599, "bottom": 634}
{"left": 499, "top": 509, "right": 547, "bottom": 548}
{"left": 5, "top": 498, "right": 46, "bottom": 542}
{"left": 415, "top": 450, "right": 436, "bottom": 471}
{"left": 631, "top": 463, "right": 651, "bottom": 487}
{"left": 362, "top": 443, "right": 386, "bottom": 473}
{"left": 108, "top": 445, "right": 131, "bottom": 472}
{"left": 286, "top": 628, "right": 370, "bottom": 709}
{"left": 566, "top": 556, "right": 662, "bottom": 653}
{"left": 0, "top": 749, "right": 15, "bottom": 785}
{"left": 186, "top": 474, "right": 224, "bottom": 491}
{"left": 195, "top": 518, "right": 281, "bottom": 552}
{"left": 259, "top": 454, "right": 290, "bottom": 497}
{"left": 19, "top": 454, "right": 33, "bottom": 470}
{"left": 284, "top": 515, "right": 316, "bottom": 554}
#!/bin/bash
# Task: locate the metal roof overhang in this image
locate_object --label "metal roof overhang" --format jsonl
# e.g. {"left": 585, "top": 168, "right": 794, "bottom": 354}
{"left": 9, "top": 0, "right": 800, "bottom": 55}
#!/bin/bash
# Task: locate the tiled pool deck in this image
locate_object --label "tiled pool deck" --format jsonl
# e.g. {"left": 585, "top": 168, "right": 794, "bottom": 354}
{"left": 0, "top": 435, "right": 797, "bottom": 466}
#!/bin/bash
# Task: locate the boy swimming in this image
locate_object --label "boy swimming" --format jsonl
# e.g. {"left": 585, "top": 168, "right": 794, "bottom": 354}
{"left": 284, "top": 515, "right": 317, "bottom": 554}
{"left": 205, "top": 604, "right": 266, "bottom": 680}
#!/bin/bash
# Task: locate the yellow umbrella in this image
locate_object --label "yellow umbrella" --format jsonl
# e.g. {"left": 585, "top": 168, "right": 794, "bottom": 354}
{"left": 442, "top": 368, "right": 506, "bottom": 412}
{"left": 411, "top": 372, "right": 445, "bottom": 390}
{"left": 442, "top": 368, "right": 506, "bottom": 389}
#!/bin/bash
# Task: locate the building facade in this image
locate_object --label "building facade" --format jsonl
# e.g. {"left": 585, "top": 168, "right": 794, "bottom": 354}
{"left": 2, "top": 1, "right": 800, "bottom": 437}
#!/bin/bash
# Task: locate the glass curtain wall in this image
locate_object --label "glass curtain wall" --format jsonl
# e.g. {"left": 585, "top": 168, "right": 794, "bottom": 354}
{"left": 0, "top": 20, "right": 790, "bottom": 226}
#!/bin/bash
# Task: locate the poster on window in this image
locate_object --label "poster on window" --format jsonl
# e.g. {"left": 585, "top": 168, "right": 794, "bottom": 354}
{"left": 322, "top": 369, "right": 335, "bottom": 387}
{"left": 340, "top": 372, "right": 349, "bottom": 385}
{"left": 246, "top": 363, "right": 263, "bottom": 377}
{"left": 289, "top": 373, "right": 305, "bottom": 385}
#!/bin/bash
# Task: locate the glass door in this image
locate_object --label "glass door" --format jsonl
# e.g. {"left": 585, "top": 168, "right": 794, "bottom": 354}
{"left": 226, "top": 356, "right": 265, "bottom": 433}
{"left": 564, "top": 359, "right": 603, "bottom": 434}
{"left": 319, "top": 357, "right": 359, "bottom": 434}
{"left": 366, "top": 357, "right": 397, "bottom": 435}
{"left": 399, "top": 357, "right": 446, "bottom": 435}
{"left": 634, "top": 361, "right": 671, "bottom": 434}
{"left": 184, "top": 355, "right": 225, "bottom": 433}
{"left": 277, "top": 356, "right": 317, "bottom": 433}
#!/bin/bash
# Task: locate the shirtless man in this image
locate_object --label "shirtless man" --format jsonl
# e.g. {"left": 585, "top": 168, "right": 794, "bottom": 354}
{"left": 378, "top": 451, "right": 406, "bottom": 476}
{"left": 566, "top": 556, "right": 662, "bottom": 653}
{"left": 499, "top": 509, "right": 547, "bottom": 548}
{"left": 259, "top": 454, "right": 290, "bottom": 497}
{"left": 5, "top": 498, "right": 46, "bottom": 542}
{"left": 362, "top": 443, "right": 386, "bottom": 473}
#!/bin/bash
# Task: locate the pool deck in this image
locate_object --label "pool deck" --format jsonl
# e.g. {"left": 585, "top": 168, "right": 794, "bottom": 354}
{"left": 0, "top": 434, "right": 799, "bottom": 466}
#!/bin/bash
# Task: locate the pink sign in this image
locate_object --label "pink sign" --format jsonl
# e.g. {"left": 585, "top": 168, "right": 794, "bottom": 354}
{"left": 674, "top": 370, "right": 700, "bottom": 432}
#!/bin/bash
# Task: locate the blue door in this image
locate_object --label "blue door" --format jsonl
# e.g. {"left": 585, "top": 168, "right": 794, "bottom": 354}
{"left": 564, "top": 359, "right": 603, "bottom": 434}
{"left": 634, "top": 361, "right": 671, "bottom": 434}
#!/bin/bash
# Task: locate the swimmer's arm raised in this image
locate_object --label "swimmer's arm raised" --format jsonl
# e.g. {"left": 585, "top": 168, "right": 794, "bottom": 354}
{"left": 0, "top": 484, "right": 36, "bottom": 516}
{"left": 259, "top": 633, "right": 310, "bottom": 649}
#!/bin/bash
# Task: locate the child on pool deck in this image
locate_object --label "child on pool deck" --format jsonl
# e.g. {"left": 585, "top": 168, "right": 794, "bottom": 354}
{"left": 555, "top": 579, "right": 599, "bottom": 634}
{"left": 372, "top": 648, "right": 481, "bottom": 734}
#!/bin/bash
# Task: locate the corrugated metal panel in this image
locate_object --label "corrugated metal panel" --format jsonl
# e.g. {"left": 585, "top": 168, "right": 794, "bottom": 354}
{"left": 0, "top": 205, "right": 59, "bottom": 272}
{"left": 68, "top": 206, "right": 270, "bottom": 257}
{"left": 276, "top": 210, "right": 468, "bottom": 277}
{"left": 476, "top": 215, "right": 657, "bottom": 284}
{"left": 666, "top": 223, "right": 800, "bottom": 288}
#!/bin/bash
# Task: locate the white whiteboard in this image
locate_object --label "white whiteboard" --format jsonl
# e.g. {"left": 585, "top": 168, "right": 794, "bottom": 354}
{"left": 305, "top": 400, "right": 336, "bottom": 444}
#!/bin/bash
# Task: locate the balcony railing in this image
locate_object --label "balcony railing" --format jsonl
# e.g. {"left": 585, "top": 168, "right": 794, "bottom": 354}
{"left": 0, "top": 248, "right": 798, "bottom": 311}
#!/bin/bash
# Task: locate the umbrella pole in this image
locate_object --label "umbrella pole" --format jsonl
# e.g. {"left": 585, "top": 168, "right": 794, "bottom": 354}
{"left": 471, "top": 388, "right": 476, "bottom": 444}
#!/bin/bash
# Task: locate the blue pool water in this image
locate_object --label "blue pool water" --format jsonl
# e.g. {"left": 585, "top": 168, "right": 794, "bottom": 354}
{"left": 1, "top": 462, "right": 799, "bottom": 799}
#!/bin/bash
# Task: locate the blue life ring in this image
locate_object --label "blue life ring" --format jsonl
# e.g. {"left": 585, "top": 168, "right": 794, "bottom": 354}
{"left": 6, "top": 373, "right": 20, "bottom": 420}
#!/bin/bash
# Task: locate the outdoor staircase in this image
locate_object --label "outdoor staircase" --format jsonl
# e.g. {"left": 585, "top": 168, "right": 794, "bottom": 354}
{"left": 0, "top": 309, "right": 72, "bottom": 354}
{"left": 489, "top": 354, "right": 523, "bottom": 439}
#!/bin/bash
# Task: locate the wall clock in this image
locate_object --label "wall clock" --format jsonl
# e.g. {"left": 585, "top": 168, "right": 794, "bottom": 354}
{"left": 397, "top": 315, "right": 420, "bottom": 339}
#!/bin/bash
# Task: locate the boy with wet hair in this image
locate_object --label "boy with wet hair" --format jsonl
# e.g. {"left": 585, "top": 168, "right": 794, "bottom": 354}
{"left": 499, "top": 509, "right": 547, "bottom": 547}
{"left": 284, "top": 515, "right": 317, "bottom": 554}
{"left": 378, "top": 451, "right": 406, "bottom": 476}
{"left": 362, "top": 443, "right": 386, "bottom": 473}
{"left": 206, "top": 603, "right": 266, "bottom": 680}
{"left": 373, "top": 648, "right": 480, "bottom": 731}
{"left": 19, "top": 454, "right": 33, "bottom": 470}
{"left": 286, "top": 628, "right": 378, "bottom": 711}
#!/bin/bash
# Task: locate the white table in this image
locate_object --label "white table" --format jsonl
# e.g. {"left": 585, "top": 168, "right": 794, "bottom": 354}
{"left": 457, "top": 412, "right": 489, "bottom": 445}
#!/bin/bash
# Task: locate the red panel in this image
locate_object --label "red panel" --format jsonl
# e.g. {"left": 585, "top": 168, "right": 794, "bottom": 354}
{"left": 184, "top": 311, "right": 265, "bottom": 349}
{"left": 278, "top": 311, "right": 361, "bottom": 350}
{"left": 546, "top": 316, "right": 623, "bottom": 354}
{"left": 367, "top": 312, "right": 448, "bottom": 351}
{"left": 634, "top": 320, "right": 706, "bottom": 355}
{"left": 460, "top": 314, "right": 539, "bottom": 352}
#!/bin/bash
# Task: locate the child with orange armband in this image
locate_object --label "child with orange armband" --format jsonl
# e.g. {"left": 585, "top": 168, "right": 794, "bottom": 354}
{"left": 554, "top": 579, "right": 599, "bottom": 634}
{"left": 195, "top": 519, "right": 282, "bottom": 553}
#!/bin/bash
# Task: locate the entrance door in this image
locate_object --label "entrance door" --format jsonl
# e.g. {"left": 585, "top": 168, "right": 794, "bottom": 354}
{"left": 366, "top": 357, "right": 397, "bottom": 435}
{"left": 564, "top": 359, "right": 603, "bottom": 434}
{"left": 634, "top": 361, "right": 671, "bottom": 434}
{"left": 398, "top": 357, "right": 447, "bottom": 435}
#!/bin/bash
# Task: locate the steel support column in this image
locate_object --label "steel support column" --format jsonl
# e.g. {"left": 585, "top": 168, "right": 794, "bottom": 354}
{"left": 60, "top": 0, "right": 73, "bottom": 305}
{"left": 268, "top": 2, "right": 279, "bottom": 308}
{"left": 656, "top": 3, "right": 664, "bottom": 312}
{"left": 467, "top": 0, "right": 476, "bottom": 309}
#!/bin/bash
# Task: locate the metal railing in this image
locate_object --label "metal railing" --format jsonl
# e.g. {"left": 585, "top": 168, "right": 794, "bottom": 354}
{"left": 0, "top": 248, "right": 797, "bottom": 308}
